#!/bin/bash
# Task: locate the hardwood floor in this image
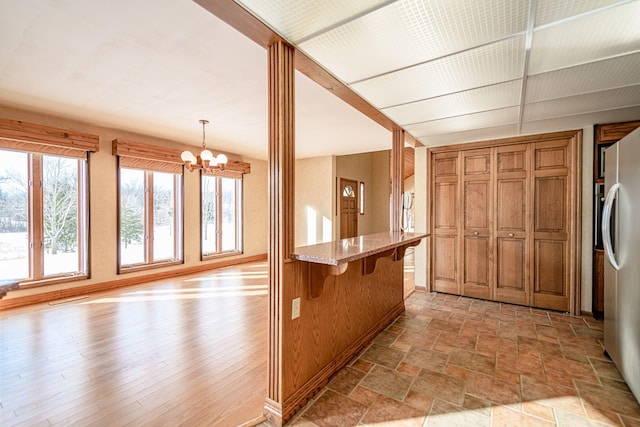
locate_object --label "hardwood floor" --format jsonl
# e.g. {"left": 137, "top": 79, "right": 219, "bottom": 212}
{"left": 0, "top": 262, "right": 269, "bottom": 426}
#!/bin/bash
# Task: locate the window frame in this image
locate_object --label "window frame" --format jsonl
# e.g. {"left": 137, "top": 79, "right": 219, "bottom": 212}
{"left": 117, "top": 164, "right": 184, "bottom": 273}
{"left": 0, "top": 149, "right": 89, "bottom": 287}
{"left": 200, "top": 173, "right": 243, "bottom": 260}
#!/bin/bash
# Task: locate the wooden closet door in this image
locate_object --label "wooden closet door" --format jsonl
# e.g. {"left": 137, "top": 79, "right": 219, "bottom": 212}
{"left": 462, "top": 149, "right": 492, "bottom": 299}
{"left": 432, "top": 151, "right": 460, "bottom": 294}
{"left": 494, "top": 144, "right": 529, "bottom": 306}
{"left": 531, "top": 138, "right": 572, "bottom": 312}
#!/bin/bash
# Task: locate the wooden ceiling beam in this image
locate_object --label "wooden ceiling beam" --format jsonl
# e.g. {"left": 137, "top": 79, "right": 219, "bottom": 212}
{"left": 193, "top": 0, "right": 423, "bottom": 148}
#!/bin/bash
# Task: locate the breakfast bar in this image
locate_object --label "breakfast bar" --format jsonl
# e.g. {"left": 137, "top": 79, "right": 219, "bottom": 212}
{"left": 279, "top": 231, "right": 427, "bottom": 417}
{"left": 291, "top": 231, "right": 427, "bottom": 297}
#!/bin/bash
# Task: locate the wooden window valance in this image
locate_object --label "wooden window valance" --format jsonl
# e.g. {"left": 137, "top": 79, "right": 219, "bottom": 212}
{"left": 112, "top": 139, "right": 184, "bottom": 174}
{"left": 201, "top": 160, "right": 251, "bottom": 179}
{"left": 0, "top": 118, "right": 100, "bottom": 159}
{"left": 113, "top": 138, "right": 252, "bottom": 176}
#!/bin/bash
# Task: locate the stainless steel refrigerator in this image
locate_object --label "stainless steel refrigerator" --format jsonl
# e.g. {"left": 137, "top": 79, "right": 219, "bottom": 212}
{"left": 602, "top": 127, "right": 640, "bottom": 402}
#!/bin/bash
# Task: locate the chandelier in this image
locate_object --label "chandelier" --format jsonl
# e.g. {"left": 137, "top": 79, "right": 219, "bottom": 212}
{"left": 181, "top": 119, "right": 228, "bottom": 172}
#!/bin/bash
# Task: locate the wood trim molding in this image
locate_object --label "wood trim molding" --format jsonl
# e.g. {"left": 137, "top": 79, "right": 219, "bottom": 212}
{"left": 428, "top": 130, "right": 581, "bottom": 154}
{"left": 391, "top": 129, "right": 405, "bottom": 232}
{"left": 266, "top": 40, "right": 296, "bottom": 425}
{"left": 595, "top": 120, "right": 640, "bottom": 143}
{"left": 0, "top": 254, "right": 267, "bottom": 311}
{"left": 0, "top": 117, "right": 99, "bottom": 153}
{"left": 112, "top": 138, "right": 183, "bottom": 164}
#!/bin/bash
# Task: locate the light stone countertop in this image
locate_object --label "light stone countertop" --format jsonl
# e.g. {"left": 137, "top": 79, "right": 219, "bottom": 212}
{"left": 290, "top": 231, "right": 428, "bottom": 266}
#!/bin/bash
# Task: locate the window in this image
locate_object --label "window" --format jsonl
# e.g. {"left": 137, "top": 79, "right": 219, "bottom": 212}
{"left": 113, "top": 138, "right": 184, "bottom": 273}
{"left": 0, "top": 149, "right": 88, "bottom": 283}
{"left": 118, "top": 167, "right": 183, "bottom": 271}
{"left": 201, "top": 175, "right": 242, "bottom": 258}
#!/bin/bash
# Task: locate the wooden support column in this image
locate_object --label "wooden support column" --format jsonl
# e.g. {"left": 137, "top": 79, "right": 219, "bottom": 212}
{"left": 391, "top": 129, "right": 405, "bottom": 232}
{"left": 265, "top": 40, "right": 295, "bottom": 426}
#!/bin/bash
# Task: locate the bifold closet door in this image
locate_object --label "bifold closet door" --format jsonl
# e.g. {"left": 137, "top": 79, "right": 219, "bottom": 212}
{"left": 462, "top": 148, "right": 492, "bottom": 300}
{"left": 494, "top": 144, "right": 530, "bottom": 306}
{"left": 432, "top": 151, "right": 460, "bottom": 295}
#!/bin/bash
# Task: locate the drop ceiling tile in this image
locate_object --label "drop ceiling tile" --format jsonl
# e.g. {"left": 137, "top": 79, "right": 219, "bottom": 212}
{"left": 523, "top": 85, "right": 640, "bottom": 122}
{"left": 405, "top": 106, "right": 520, "bottom": 137}
{"left": 417, "top": 124, "right": 519, "bottom": 146}
{"left": 534, "top": 0, "right": 627, "bottom": 27}
{"left": 298, "top": 0, "right": 529, "bottom": 83}
{"left": 235, "top": 0, "right": 390, "bottom": 42}
{"left": 352, "top": 35, "right": 526, "bottom": 108}
{"left": 521, "top": 105, "right": 640, "bottom": 135}
{"left": 526, "top": 52, "right": 640, "bottom": 102}
{"left": 529, "top": 1, "right": 640, "bottom": 74}
{"left": 382, "top": 80, "right": 522, "bottom": 125}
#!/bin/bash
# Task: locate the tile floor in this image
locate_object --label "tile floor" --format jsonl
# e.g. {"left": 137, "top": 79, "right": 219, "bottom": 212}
{"left": 288, "top": 292, "right": 640, "bottom": 426}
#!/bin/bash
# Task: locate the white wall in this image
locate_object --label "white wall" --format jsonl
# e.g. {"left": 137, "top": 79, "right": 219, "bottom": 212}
{"left": 295, "top": 156, "right": 335, "bottom": 247}
{"left": 335, "top": 150, "right": 390, "bottom": 238}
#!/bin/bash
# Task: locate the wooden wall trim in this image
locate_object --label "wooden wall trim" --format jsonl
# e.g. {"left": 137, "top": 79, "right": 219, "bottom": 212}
{"left": 0, "top": 117, "right": 99, "bottom": 152}
{"left": 596, "top": 120, "right": 640, "bottom": 143}
{"left": 112, "top": 138, "right": 183, "bottom": 164}
{"left": 266, "top": 40, "right": 296, "bottom": 425}
{"left": 427, "top": 130, "right": 581, "bottom": 154}
{"left": 391, "top": 129, "right": 404, "bottom": 232}
{"left": 0, "top": 253, "right": 267, "bottom": 311}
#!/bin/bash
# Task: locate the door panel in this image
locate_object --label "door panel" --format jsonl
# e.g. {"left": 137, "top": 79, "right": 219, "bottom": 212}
{"left": 462, "top": 149, "right": 491, "bottom": 299}
{"left": 432, "top": 152, "right": 461, "bottom": 295}
{"left": 435, "top": 183, "right": 457, "bottom": 229}
{"left": 464, "top": 236, "right": 490, "bottom": 299}
{"left": 495, "top": 237, "right": 527, "bottom": 305}
{"left": 464, "top": 181, "right": 489, "bottom": 229}
{"left": 494, "top": 144, "right": 529, "bottom": 305}
{"left": 339, "top": 178, "right": 358, "bottom": 239}
{"left": 531, "top": 138, "right": 572, "bottom": 312}
{"left": 497, "top": 179, "right": 525, "bottom": 231}
{"left": 534, "top": 176, "right": 566, "bottom": 232}
{"left": 433, "top": 235, "right": 458, "bottom": 293}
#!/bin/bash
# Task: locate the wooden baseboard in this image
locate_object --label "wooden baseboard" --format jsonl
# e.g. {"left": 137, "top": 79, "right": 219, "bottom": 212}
{"left": 0, "top": 253, "right": 267, "bottom": 310}
{"left": 580, "top": 310, "right": 594, "bottom": 318}
{"left": 279, "top": 301, "right": 405, "bottom": 424}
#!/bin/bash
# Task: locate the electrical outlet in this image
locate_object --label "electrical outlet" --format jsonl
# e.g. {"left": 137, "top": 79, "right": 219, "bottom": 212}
{"left": 291, "top": 297, "right": 301, "bottom": 319}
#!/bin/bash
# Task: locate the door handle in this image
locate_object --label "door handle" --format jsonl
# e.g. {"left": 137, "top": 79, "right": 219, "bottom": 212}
{"left": 602, "top": 182, "right": 621, "bottom": 271}
{"left": 473, "top": 231, "right": 479, "bottom": 236}
{"left": 508, "top": 233, "right": 514, "bottom": 237}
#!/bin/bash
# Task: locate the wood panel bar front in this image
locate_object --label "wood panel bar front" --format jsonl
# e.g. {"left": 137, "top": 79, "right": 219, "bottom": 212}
{"left": 275, "top": 232, "right": 426, "bottom": 423}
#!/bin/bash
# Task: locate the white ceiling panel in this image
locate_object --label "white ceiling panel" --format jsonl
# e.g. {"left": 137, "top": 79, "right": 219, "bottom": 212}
{"left": 523, "top": 85, "right": 640, "bottom": 122}
{"left": 298, "top": 0, "right": 528, "bottom": 84}
{"left": 235, "top": 0, "right": 391, "bottom": 43}
{"left": 521, "top": 105, "right": 640, "bottom": 135}
{"left": 526, "top": 52, "right": 640, "bottom": 103}
{"left": 405, "top": 106, "right": 520, "bottom": 137}
{"left": 529, "top": 1, "right": 640, "bottom": 75}
{"left": 534, "top": 0, "right": 629, "bottom": 27}
{"left": 418, "top": 124, "right": 519, "bottom": 146}
{"left": 352, "top": 35, "right": 526, "bottom": 108}
{"left": 383, "top": 80, "right": 522, "bottom": 125}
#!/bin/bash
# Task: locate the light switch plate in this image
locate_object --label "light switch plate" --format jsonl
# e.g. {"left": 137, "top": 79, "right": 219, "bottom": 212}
{"left": 292, "top": 297, "right": 301, "bottom": 319}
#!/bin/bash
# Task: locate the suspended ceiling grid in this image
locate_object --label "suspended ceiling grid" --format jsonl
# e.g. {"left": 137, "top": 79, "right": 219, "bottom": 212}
{"left": 236, "top": 0, "right": 640, "bottom": 147}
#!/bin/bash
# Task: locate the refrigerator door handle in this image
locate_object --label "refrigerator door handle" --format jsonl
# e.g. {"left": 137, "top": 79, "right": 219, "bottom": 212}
{"left": 602, "top": 182, "right": 621, "bottom": 271}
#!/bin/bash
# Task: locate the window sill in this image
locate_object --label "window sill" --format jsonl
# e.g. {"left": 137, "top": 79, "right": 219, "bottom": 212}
{"left": 118, "top": 259, "right": 184, "bottom": 274}
{"left": 201, "top": 250, "right": 243, "bottom": 261}
{"left": 18, "top": 274, "right": 89, "bottom": 290}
